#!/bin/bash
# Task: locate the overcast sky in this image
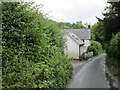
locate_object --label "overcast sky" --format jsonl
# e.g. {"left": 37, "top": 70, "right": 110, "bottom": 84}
{"left": 26, "top": 0, "right": 108, "bottom": 25}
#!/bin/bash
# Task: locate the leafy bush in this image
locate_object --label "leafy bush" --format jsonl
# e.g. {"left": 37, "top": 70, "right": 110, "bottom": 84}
{"left": 2, "top": 2, "right": 72, "bottom": 88}
{"left": 87, "top": 46, "right": 98, "bottom": 56}
{"left": 87, "top": 41, "right": 103, "bottom": 56}
{"left": 90, "top": 41, "right": 103, "bottom": 53}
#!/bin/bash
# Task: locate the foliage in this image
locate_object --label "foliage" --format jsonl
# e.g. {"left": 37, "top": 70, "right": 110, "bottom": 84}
{"left": 2, "top": 2, "right": 72, "bottom": 88}
{"left": 106, "top": 57, "right": 120, "bottom": 76}
{"left": 58, "top": 22, "right": 73, "bottom": 29}
{"left": 87, "top": 41, "right": 103, "bottom": 56}
{"left": 103, "top": 2, "right": 120, "bottom": 76}
{"left": 82, "top": 52, "right": 93, "bottom": 60}
{"left": 103, "top": 2, "right": 119, "bottom": 42}
{"left": 106, "top": 32, "right": 120, "bottom": 60}
{"left": 72, "top": 23, "right": 86, "bottom": 29}
{"left": 91, "top": 22, "right": 105, "bottom": 47}
{"left": 58, "top": 22, "right": 86, "bottom": 29}
{"left": 96, "top": 2, "right": 120, "bottom": 77}
{"left": 87, "top": 46, "right": 98, "bottom": 56}
{"left": 93, "top": 3, "right": 120, "bottom": 47}
{"left": 90, "top": 41, "right": 103, "bottom": 53}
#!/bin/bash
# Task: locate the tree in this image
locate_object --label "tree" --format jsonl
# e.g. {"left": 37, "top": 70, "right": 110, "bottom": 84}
{"left": 91, "top": 22, "right": 105, "bottom": 47}
{"left": 98, "top": 2, "right": 120, "bottom": 76}
{"left": 58, "top": 22, "right": 73, "bottom": 29}
{"left": 103, "top": 2, "right": 119, "bottom": 42}
{"left": 72, "top": 24, "right": 86, "bottom": 29}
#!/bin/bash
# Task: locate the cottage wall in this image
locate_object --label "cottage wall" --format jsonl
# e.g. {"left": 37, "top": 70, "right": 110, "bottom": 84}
{"left": 79, "top": 40, "right": 90, "bottom": 55}
{"left": 80, "top": 46, "right": 88, "bottom": 55}
{"left": 64, "top": 34, "right": 79, "bottom": 59}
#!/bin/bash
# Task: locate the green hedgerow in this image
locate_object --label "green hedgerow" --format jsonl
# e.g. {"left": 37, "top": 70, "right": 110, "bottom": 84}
{"left": 107, "top": 32, "right": 120, "bottom": 60}
{"left": 2, "top": 2, "right": 72, "bottom": 88}
{"left": 105, "top": 32, "right": 120, "bottom": 76}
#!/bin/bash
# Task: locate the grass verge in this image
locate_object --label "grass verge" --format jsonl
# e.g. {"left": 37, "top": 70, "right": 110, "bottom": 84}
{"left": 106, "top": 56, "right": 120, "bottom": 77}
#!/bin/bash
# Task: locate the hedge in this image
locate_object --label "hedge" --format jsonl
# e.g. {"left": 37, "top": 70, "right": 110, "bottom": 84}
{"left": 107, "top": 32, "right": 120, "bottom": 60}
{"left": 106, "top": 32, "right": 120, "bottom": 76}
{"left": 2, "top": 2, "right": 72, "bottom": 88}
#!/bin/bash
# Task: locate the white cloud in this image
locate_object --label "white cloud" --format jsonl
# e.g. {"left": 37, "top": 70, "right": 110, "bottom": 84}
{"left": 26, "top": 0, "right": 106, "bottom": 25}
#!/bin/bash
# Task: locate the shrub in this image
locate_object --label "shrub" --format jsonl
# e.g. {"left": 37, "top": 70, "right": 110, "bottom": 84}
{"left": 87, "top": 40, "right": 103, "bottom": 56}
{"left": 91, "top": 40, "right": 103, "bottom": 54}
{"left": 87, "top": 46, "right": 98, "bottom": 56}
{"left": 2, "top": 2, "right": 72, "bottom": 88}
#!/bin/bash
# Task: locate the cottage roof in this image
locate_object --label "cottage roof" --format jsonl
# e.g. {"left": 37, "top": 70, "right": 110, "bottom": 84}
{"left": 62, "top": 29, "right": 91, "bottom": 40}
{"left": 68, "top": 32, "right": 84, "bottom": 45}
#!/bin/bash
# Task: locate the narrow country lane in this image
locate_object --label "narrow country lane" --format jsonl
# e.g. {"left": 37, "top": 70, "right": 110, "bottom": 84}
{"left": 66, "top": 53, "right": 118, "bottom": 88}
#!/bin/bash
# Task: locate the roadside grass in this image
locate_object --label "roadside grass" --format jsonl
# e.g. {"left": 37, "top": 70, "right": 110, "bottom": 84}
{"left": 106, "top": 56, "right": 120, "bottom": 76}
{"left": 0, "top": 69, "right": 1, "bottom": 89}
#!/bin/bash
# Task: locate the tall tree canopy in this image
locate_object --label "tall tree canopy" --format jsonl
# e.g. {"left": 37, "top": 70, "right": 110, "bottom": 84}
{"left": 91, "top": 22, "right": 105, "bottom": 46}
{"left": 103, "top": 2, "right": 120, "bottom": 42}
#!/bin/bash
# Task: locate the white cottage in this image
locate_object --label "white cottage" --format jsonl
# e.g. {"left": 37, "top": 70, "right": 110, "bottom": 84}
{"left": 62, "top": 29, "right": 91, "bottom": 59}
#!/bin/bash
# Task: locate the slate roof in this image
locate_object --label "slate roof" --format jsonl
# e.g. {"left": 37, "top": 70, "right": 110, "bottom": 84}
{"left": 68, "top": 32, "right": 84, "bottom": 45}
{"left": 62, "top": 29, "right": 91, "bottom": 40}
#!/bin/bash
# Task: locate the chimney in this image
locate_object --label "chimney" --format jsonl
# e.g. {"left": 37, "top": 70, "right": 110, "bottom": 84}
{"left": 76, "top": 21, "right": 82, "bottom": 25}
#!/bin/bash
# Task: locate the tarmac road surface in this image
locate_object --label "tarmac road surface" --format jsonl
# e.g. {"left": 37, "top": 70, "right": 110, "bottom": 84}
{"left": 66, "top": 53, "right": 118, "bottom": 88}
